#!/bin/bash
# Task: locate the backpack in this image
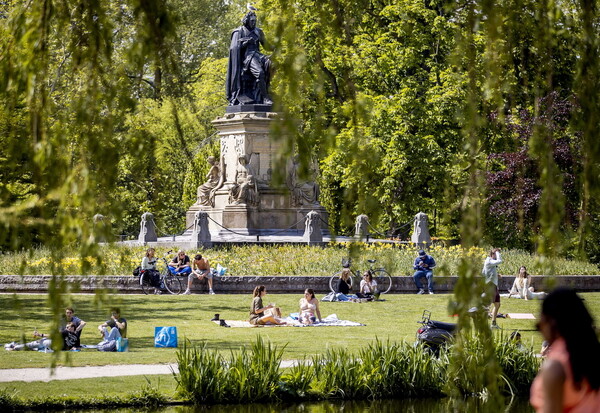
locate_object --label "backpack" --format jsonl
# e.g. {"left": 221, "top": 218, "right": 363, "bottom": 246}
{"left": 132, "top": 266, "right": 141, "bottom": 277}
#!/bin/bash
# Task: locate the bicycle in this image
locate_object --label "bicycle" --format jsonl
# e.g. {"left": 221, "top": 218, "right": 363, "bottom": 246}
{"left": 329, "top": 259, "right": 392, "bottom": 295}
{"left": 140, "top": 250, "right": 183, "bottom": 295}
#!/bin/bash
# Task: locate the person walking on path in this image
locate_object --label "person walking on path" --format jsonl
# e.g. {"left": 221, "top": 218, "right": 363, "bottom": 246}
{"left": 413, "top": 250, "right": 436, "bottom": 294}
{"left": 482, "top": 248, "right": 502, "bottom": 328}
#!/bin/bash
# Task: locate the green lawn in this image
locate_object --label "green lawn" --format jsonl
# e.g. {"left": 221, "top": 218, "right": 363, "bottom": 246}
{"left": 2, "top": 292, "right": 599, "bottom": 402}
{"left": 0, "top": 375, "right": 178, "bottom": 402}
{"left": 4, "top": 292, "right": 599, "bottom": 371}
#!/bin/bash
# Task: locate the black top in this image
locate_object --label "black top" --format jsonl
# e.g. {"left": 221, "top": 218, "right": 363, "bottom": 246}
{"left": 62, "top": 330, "right": 81, "bottom": 350}
{"left": 337, "top": 278, "right": 351, "bottom": 295}
{"left": 172, "top": 255, "right": 190, "bottom": 266}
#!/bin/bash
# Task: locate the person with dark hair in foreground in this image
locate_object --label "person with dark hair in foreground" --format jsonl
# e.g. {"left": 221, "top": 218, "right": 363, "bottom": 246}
{"left": 530, "top": 288, "right": 600, "bottom": 412}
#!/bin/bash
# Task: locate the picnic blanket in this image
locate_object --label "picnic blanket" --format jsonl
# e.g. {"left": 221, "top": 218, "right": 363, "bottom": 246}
{"left": 505, "top": 313, "right": 536, "bottom": 320}
{"left": 213, "top": 314, "right": 365, "bottom": 328}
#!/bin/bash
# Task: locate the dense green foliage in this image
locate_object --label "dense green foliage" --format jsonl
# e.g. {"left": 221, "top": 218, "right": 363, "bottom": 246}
{"left": 2, "top": 0, "right": 600, "bottom": 406}
{"left": 2, "top": 0, "right": 599, "bottom": 253}
{"left": 174, "top": 337, "right": 538, "bottom": 404}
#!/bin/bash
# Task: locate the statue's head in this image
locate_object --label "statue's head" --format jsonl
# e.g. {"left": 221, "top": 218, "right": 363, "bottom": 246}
{"left": 207, "top": 156, "right": 216, "bottom": 164}
{"left": 242, "top": 11, "right": 257, "bottom": 29}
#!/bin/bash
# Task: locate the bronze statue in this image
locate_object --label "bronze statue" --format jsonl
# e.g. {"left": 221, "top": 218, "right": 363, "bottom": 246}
{"left": 226, "top": 10, "right": 272, "bottom": 106}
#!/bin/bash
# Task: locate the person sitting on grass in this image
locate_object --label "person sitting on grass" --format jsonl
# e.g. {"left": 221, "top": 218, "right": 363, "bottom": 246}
{"left": 97, "top": 308, "right": 127, "bottom": 351}
{"left": 508, "top": 266, "right": 546, "bottom": 300}
{"left": 184, "top": 254, "right": 215, "bottom": 295}
{"left": 249, "top": 285, "right": 286, "bottom": 326}
{"left": 5, "top": 322, "right": 81, "bottom": 351}
{"left": 358, "top": 271, "right": 378, "bottom": 300}
{"left": 61, "top": 306, "right": 86, "bottom": 332}
{"left": 337, "top": 268, "right": 352, "bottom": 296}
{"left": 299, "top": 288, "right": 322, "bottom": 324}
{"left": 168, "top": 250, "right": 192, "bottom": 277}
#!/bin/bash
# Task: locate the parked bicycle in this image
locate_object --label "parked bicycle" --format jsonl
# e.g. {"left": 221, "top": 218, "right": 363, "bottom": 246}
{"left": 328, "top": 259, "right": 392, "bottom": 295}
{"left": 140, "top": 250, "right": 183, "bottom": 295}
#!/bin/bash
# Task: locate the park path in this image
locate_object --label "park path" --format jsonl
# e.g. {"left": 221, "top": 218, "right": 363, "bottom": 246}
{"left": 0, "top": 360, "right": 299, "bottom": 383}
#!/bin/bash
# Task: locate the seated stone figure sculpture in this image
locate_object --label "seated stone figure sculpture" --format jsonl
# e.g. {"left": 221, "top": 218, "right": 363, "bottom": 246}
{"left": 197, "top": 156, "right": 221, "bottom": 207}
{"left": 286, "top": 155, "right": 319, "bottom": 206}
{"left": 229, "top": 155, "right": 259, "bottom": 206}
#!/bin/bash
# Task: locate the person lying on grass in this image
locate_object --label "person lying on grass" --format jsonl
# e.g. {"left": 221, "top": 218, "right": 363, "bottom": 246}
{"left": 4, "top": 322, "right": 81, "bottom": 351}
{"left": 249, "top": 285, "right": 286, "bottom": 325}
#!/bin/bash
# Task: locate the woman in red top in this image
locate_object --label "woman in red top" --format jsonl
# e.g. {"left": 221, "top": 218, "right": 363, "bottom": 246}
{"left": 530, "top": 288, "right": 600, "bottom": 412}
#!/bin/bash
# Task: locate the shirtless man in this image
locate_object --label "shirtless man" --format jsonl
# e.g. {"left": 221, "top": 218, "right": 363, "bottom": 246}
{"left": 183, "top": 254, "right": 215, "bottom": 295}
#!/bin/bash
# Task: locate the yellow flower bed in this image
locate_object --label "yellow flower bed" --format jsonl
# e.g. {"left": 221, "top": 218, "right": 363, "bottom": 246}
{"left": 1, "top": 243, "right": 598, "bottom": 277}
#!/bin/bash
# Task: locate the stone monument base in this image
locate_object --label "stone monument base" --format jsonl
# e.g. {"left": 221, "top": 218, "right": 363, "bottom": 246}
{"left": 185, "top": 109, "right": 328, "bottom": 237}
{"left": 186, "top": 201, "right": 328, "bottom": 236}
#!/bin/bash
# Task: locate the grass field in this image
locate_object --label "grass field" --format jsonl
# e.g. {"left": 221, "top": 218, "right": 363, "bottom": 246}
{"left": 3, "top": 292, "right": 600, "bottom": 370}
{"left": 2, "top": 292, "right": 599, "bottom": 402}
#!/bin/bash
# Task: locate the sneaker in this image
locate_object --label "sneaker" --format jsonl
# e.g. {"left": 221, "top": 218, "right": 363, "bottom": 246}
{"left": 219, "top": 320, "right": 230, "bottom": 328}
{"left": 183, "top": 290, "right": 191, "bottom": 295}
{"left": 429, "top": 291, "right": 434, "bottom": 295}
{"left": 154, "top": 289, "right": 162, "bottom": 295}
{"left": 209, "top": 289, "right": 215, "bottom": 295}
{"left": 417, "top": 289, "right": 425, "bottom": 295}
{"left": 211, "top": 313, "right": 220, "bottom": 321}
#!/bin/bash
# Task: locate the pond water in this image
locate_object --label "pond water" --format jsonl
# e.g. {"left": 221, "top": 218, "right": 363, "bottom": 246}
{"left": 99, "top": 398, "right": 535, "bottom": 413}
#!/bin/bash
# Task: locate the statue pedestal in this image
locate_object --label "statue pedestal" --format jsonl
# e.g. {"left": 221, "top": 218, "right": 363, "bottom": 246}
{"left": 185, "top": 111, "right": 328, "bottom": 236}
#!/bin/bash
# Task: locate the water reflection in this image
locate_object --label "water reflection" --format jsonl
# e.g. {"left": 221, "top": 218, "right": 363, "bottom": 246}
{"left": 107, "top": 398, "right": 534, "bottom": 413}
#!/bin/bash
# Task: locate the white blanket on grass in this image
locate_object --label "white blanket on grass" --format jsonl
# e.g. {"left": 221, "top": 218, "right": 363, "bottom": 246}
{"left": 212, "top": 314, "right": 365, "bottom": 328}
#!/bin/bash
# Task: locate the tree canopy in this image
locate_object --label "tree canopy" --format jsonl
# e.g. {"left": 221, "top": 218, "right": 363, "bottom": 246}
{"left": 1, "top": 0, "right": 599, "bottom": 262}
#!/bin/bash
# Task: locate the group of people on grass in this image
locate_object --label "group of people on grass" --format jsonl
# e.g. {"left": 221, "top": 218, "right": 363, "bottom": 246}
{"left": 249, "top": 285, "right": 322, "bottom": 326}
{"left": 407, "top": 247, "right": 546, "bottom": 328}
{"left": 4, "top": 307, "right": 127, "bottom": 352}
{"left": 336, "top": 268, "right": 380, "bottom": 302}
{"left": 141, "top": 248, "right": 214, "bottom": 295}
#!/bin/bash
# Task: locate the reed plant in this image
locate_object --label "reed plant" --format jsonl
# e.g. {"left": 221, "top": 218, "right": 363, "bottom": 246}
{"left": 174, "top": 340, "right": 228, "bottom": 404}
{"left": 175, "top": 337, "right": 284, "bottom": 404}
{"left": 279, "top": 360, "right": 315, "bottom": 399}
{"left": 224, "top": 337, "right": 284, "bottom": 403}
{"left": 494, "top": 335, "right": 542, "bottom": 396}
{"left": 176, "top": 339, "right": 463, "bottom": 405}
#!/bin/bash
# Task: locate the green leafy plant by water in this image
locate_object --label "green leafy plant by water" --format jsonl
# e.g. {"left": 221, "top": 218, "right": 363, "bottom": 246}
{"left": 175, "top": 337, "right": 538, "bottom": 405}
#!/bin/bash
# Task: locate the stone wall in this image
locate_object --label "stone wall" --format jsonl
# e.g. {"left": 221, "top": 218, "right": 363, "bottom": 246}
{"left": 1, "top": 275, "right": 600, "bottom": 295}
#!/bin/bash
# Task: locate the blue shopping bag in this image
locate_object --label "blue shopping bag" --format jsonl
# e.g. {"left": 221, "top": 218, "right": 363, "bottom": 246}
{"left": 154, "top": 326, "right": 178, "bottom": 348}
{"left": 117, "top": 337, "right": 129, "bottom": 352}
